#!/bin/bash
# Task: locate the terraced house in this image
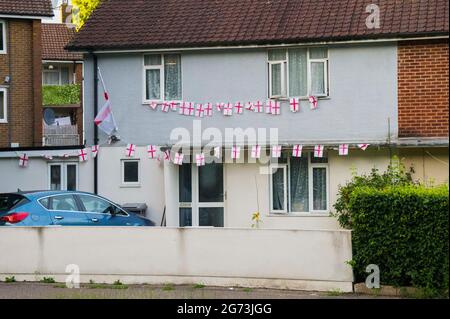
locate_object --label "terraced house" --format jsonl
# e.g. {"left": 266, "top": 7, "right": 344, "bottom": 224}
{"left": 67, "top": 0, "right": 449, "bottom": 230}
{"left": 0, "top": 0, "right": 90, "bottom": 193}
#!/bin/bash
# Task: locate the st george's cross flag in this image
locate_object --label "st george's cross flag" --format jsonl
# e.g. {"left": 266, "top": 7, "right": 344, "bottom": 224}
{"left": 94, "top": 68, "right": 119, "bottom": 136}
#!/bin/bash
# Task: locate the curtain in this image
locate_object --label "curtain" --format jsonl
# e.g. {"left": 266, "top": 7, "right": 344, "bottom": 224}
{"left": 311, "top": 62, "right": 325, "bottom": 95}
{"left": 313, "top": 167, "right": 327, "bottom": 210}
{"left": 289, "top": 48, "right": 308, "bottom": 97}
{"left": 60, "top": 67, "right": 70, "bottom": 85}
{"left": 43, "top": 72, "right": 60, "bottom": 85}
{"left": 290, "top": 157, "right": 309, "bottom": 212}
{"left": 272, "top": 167, "right": 285, "bottom": 211}
{"left": 268, "top": 49, "right": 287, "bottom": 61}
{"left": 146, "top": 69, "right": 161, "bottom": 100}
{"left": 164, "top": 54, "right": 182, "bottom": 101}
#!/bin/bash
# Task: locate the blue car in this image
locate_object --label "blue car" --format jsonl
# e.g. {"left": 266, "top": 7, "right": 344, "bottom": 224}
{"left": 0, "top": 191, "right": 154, "bottom": 227}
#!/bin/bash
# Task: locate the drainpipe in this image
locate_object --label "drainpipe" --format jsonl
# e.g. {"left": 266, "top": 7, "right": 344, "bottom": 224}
{"left": 93, "top": 53, "right": 99, "bottom": 194}
{"left": 7, "top": 21, "right": 12, "bottom": 146}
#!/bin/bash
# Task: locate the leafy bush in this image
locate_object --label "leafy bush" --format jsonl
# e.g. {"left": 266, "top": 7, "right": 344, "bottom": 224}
{"left": 333, "top": 159, "right": 415, "bottom": 229}
{"left": 43, "top": 84, "right": 81, "bottom": 106}
{"left": 348, "top": 184, "right": 449, "bottom": 294}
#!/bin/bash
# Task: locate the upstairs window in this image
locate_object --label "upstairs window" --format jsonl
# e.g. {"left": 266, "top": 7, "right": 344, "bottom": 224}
{"left": 0, "top": 20, "right": 6, "bottom": 54}
{"left": 144, "top": 54, "right": 182, "bottom": 102}
{"left": 43, "top": 65, "right": 71, "bottom": 85}
{"left": 268, "top": 47, "right": 329, "bottom": 99}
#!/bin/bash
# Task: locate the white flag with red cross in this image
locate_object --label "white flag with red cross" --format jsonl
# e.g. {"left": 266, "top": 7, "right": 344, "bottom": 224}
{"left": 204, "top": 103, "right": 213, "bottom": 117}
{"left": 19, "top": 154, "right": 29, "bottom": 167}
{"left": 147, "top": 145, "right": 157, "bottom": 159}
{"left": 78, "top": 149, "right": 88, "bottom": 162}
{"left": 339, "top": 144, "right": 349, "bottom": 156}
{"left": 185, "top": 102, "right": 195, "bottom": 116}
{"left": 149, "top": 101, "right": 158, "bottom": 110}
{"left": 216, "top": 102, "right": 224, "bottom": 112}
{"left": 174, "top": 153, "right": 184, "bottom": 165}
{"left": 231, "top": 146, "right": 241, "bottom": 159}
{"left": 125, "top": 144, "right": 136, "bottom": 157}
{"left": 251, "top": 145, "right": 261, "bottom": 159}
{"left": 164, "top": 150, "right": 171, "bottom": 161}
{"left": 94, "top": 68, "right": 119, "bottom": 136}
{"left": 196, "top": 153, "right": 206, "bottom": 167}
{"left": 91, "top": 145, "right": 99, "bottom": 158}
{"left": 169, "top": 101, "right": 178, "bottom": 112}
{"left": 272, "top": 145, "right": 282, "bottom": 158}
{"left": 223, "top": 103, "right": 233, "bottom": 116}
{"left": 309, "top": 96, "right": 318, "bottom": 110}
{"left": 195, "top": 104, "right": 204, "bottom": 118}
{"left": 179, "top": 102, "right": 187, "bottom": 115}
{"left": 314, "top": 145, "right": 324, "bottom": 158}
{"left": 292, "top": 145, "right": 303, "bottom": 158}
{"left": 234, "top": 102, "right": 244, "bottom": 115}
{"left": 245, "top": 102, "right": 254, "bottom": 111}
{"left": 161, "top": 102, "right": 170, "bottom": 113}
{"left": 267, "top": 100, "right": 281, "bottom": 115}
{"left": 253, "top": 101, "right": 264, "bottom": 113}
{"left": 290, "top": 98, "right": 300, "bottom": 112}
{"left": 358, "top": 144, "right": 370, "bottom": 151}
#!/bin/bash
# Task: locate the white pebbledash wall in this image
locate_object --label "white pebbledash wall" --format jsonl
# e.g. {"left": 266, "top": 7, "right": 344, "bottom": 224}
{"left": 0, "top": 227, "right": 354, "bottom": 292}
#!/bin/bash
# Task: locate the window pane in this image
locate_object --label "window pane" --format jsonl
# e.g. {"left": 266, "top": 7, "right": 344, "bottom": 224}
{"left": 179, "top": 163, "right": 192, "bottom": 202}
{"left": 50, "top": 165, "right": 62, "bottom": 190}
{"left": 313, "top": 168, "right": 327, "bottom": 211}
{"left": 268, "top": 49, "right": 286, "bottom": 61}
{"left": 272, "top": 167, "right": 285, "bottom": 211}
{"left": 43, "top": 72, "right": 60, "bottom": 85}
{"left": 179, "top": 208, "right": 192, "bottom": 227}
{"left": 123, "top": 161, "right": 139, "bottom": 183}
{"left": 39, "top": 198, "right": 50, "bottom": 209}
{"left": 199, "top": 207, "right": 224, "bottom": 227}
{"left": 164, "top": 54, "right": 182, "bottom": 101}
{"left": 60, "top": 67, "right": 70, "bottom": 85}
{"left": 146, "top": 69, "right": 161, "bottom": 100}
{"left": 78, "top": 195, "right": 112, "bottom": 214}
{"left": 310, "top": 48, "right": 328, "bottom": 59}
{"left": 271, "top": 63, "right": 282, "bottom": 96}
{"left": 290, "top": 157, "right": 309, "bottom": 212}
{"left": 311, "top": 153, "right": 328, "bottom": 164}
{"left": 144, "top": 54, "right": 162, "bottom": 66}
{"left": 66, "top": 165, "right": 77, "bottom": 191}
{"left": 311, "top": 62, "right": 325, "bottom": 95}
{"left": 0, "top": 91, "right": 4, "bottom": 120}
{"left": 199, "top": 163, "right": 223, "bottom": 202}
{"left": 289, "top": 48, "right": 308, "bottom": 97}
{"left": 50, "top": 195, "right": 78, "bottom": 211}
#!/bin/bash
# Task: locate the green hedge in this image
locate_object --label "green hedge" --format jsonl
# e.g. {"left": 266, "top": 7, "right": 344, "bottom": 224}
{"left": 348, "top": 185, "right": 449, "bottom": 292}
{"left": 43, "top": 84, "right": 81, "bottom": 106}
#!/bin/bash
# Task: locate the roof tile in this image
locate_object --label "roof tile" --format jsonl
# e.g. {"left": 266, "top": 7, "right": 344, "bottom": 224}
{"left": 0, "top": 0, "right": 53, "bottom": 17}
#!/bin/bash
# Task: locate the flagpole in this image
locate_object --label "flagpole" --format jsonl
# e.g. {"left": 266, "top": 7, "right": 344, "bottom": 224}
{"left": 93, "top": 54, "right": 99, "bottom": 195}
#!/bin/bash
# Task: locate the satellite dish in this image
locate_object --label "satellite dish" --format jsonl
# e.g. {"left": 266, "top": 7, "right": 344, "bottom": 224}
{"left": 43, "top": 108, "right": 56, "bottom": 126}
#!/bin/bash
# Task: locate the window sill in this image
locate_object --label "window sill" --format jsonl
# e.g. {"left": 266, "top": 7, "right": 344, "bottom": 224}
{"left": 120, "top": 183, "right": 141, "bottom": 188}
{"left": 271, "top": 96, "right": 331, "bottom": 102}
{"left": 142, "top": 100, "right": 182, "bottom": 105}
{"left": 0, "top": 121, "right": 7, "bottom": 124}
{"left": 267, "top": 212, "right": 331, "bottom": 217}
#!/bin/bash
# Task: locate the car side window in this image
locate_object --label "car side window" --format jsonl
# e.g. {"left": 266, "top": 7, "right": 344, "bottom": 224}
{"left": 49, "top": 195, "right": 79, "bottom": 212}
{"left": 78, "top": 195, "right": 127, "bottom": 216}
{"left": 39, "top": 198, "right": 50, "bottom": 209}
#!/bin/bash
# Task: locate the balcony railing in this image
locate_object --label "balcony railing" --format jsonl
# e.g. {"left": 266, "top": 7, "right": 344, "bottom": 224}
{"left": 43, "top": 125, "right": 80, "bottom": 146}
{"left": 43, "top": 84, "right": 81, "bottom": 106}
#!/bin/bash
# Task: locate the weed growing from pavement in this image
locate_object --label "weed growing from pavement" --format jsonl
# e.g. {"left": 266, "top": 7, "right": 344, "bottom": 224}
{"left": 5, "top": 276, "right": 16, "bottom": 283}
{"left": 193, "top": 284, "right": 205, "bottom": 289}
{"left": 40, "top": 277, "right": 56, "bottom": 283}
{"left": 326, "top": 289, "right": 343, "bottom": 296}
{"left": 162, "top": 284, "right": 174, "bottom": 291}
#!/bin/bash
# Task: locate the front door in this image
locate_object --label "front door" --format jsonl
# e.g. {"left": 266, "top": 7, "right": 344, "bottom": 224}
{"left": 179, "top": 162, "right": 225, "bottom": 227}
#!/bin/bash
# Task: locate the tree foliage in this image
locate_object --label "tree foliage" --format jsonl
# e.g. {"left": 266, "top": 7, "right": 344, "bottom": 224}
{"left": 72, "top": 0, "right": 101, "bottom": 30}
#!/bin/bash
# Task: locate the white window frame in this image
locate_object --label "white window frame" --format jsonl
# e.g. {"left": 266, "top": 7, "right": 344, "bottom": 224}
{"left": 269, "top": 164, "right": 288, "bottom": 214}
{"left": 48, "top": 162, "right": 79, "bottom": 191}
{"left": 269, "top": 153, "right": 329, "bottom": 214}
{"left": 268, "top": 47, "right": 329, "bottom": 99}
{"left": 121, "top": 159, "right": 141, "bottom": 187}
{"left": 143, "top": 54, "right": 182, "bottom": 103}
{"left": 0, "top": 20, "right": 6, "bottom": 55}
{"left": 0, "top": 88, "right": 7, "bottom": 123}
{"left": 308, "top": 50, "right": 329, "bottom": 98}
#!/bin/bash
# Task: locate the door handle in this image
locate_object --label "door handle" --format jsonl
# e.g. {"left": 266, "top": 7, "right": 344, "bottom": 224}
{"left": 54, "top": 216, "right": 64, "bottom": 220}
{"left": 91, "top": 218, "right": 99, "bottom": 223}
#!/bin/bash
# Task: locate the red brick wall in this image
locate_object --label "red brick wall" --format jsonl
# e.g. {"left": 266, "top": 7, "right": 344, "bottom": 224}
{"left": 0, "top": 19, "right": 42, "bottom": 148}
{"left": 398, "top": 40, "right": 449, "bottom": 138}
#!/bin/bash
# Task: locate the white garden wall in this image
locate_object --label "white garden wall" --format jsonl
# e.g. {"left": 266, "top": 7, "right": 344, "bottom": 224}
{"left": 0, "top": 227, "right": 353, "bottom": 292}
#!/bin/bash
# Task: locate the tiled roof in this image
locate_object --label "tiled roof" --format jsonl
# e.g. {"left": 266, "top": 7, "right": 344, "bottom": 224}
{"left": 0, "top": 0, "right": 53, "bottom": 17}
{"left": 68, "top": 0, "right": 449, "bottom": 51}
{"left": 42, "top": 24, "right": 83, "bottom": 61}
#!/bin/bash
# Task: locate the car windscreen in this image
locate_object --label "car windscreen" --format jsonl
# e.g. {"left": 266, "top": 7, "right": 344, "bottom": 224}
{"left": 0, "top": 194, "right": 29, "bottom": 213}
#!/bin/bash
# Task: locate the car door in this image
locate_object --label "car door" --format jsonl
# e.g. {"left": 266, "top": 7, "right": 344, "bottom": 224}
{"left": 76, "top": 194, "right": 132, "bottom": 226}
{"left": 46, "top": 194, "right": 89, "bottom": 226}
